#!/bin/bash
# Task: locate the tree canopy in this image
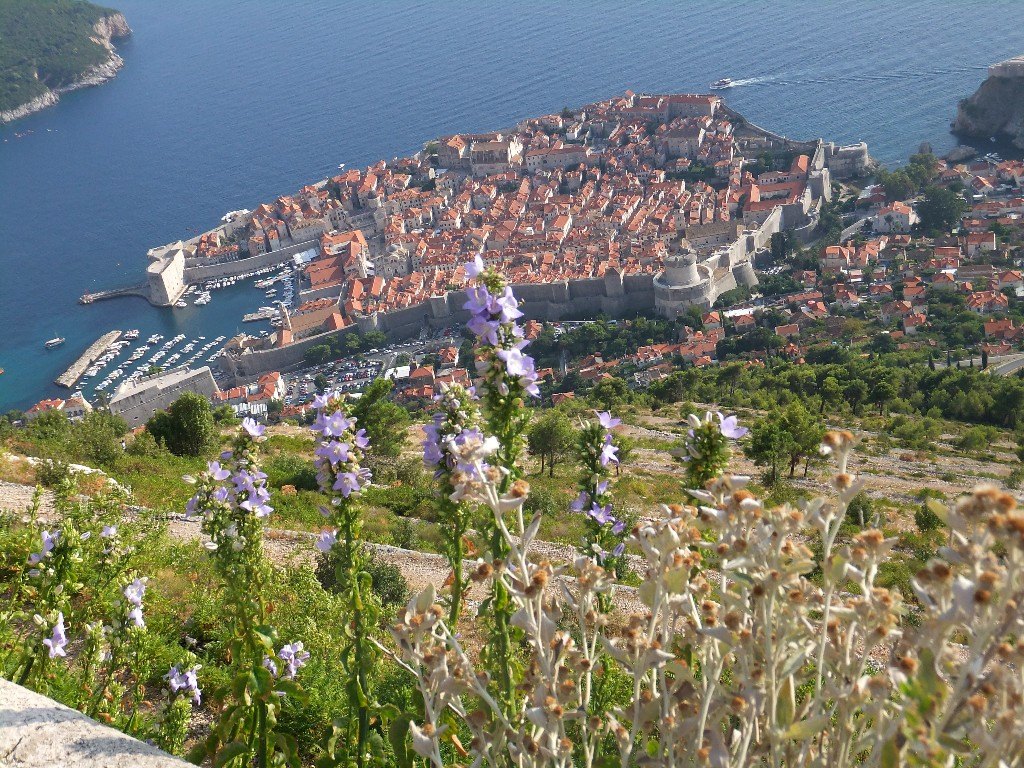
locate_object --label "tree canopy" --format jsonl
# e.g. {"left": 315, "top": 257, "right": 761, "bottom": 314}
{"left": 146, "top": 392, "right": 217, "bottom": 457}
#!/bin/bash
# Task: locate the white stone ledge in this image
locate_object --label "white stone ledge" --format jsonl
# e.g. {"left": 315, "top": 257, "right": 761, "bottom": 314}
{"left": 0, "top": 678, "right": 188, "bottom": 768}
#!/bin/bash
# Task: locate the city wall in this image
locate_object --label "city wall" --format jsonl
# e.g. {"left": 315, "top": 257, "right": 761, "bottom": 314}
{"left": 183, "top": 238, "right": 316, "bottom": 284}
{"left": 989, "top": 56, "right": 1024, "bottom": 78}
{"left": 220, "top": 206, "right": 787, "bottom": 381}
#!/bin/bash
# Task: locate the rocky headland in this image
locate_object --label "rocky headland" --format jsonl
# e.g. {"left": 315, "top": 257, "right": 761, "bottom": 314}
{"left": 0, "top": 9, "right": 131, "bottom": 124}
{"left": 952, "top": 55, "right": 1024, "bottom": 150}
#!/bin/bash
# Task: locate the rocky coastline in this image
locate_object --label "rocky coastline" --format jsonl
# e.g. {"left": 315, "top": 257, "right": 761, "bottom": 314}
{"left": 0, "top": 12, "right": 131, "bottom": 124}
{"left": 952, "top": 55, "right": 1024, "bottom": 150}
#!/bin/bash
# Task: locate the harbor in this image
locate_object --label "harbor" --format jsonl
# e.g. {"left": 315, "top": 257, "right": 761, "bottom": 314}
{"left": 54, "top": 330, "right": 122, "bottom": 388}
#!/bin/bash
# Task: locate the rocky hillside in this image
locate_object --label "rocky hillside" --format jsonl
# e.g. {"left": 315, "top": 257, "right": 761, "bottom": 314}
{"left": 0, "top": 0, "right": 130, "bottom": 123}
{"left": 952, "top": 55, "right": 1024, "bottom": 149}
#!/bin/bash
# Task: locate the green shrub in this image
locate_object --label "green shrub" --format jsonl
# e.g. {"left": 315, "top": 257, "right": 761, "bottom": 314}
{"left": 315, "top": 551, "right": 409, "bottom": 609}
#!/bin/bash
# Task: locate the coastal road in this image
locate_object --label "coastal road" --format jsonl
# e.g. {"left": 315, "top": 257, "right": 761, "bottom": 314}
{"left": 840, "top": 216, "right": 869, "bottom": 241}
{"left": 933, "top": 353, "right": 1024, "bottom": 376}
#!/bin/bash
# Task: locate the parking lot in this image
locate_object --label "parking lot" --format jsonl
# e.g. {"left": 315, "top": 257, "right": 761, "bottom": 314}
{"left": 282, "top": 331, "right": 462, "bottom": 406}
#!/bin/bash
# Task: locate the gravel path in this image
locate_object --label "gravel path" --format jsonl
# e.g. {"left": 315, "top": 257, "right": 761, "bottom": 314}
{"left": 0, "top": 481, "right": 54, "bottom": 517}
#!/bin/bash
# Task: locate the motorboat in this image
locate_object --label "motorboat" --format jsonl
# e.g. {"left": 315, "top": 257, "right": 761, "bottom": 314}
{"left": 710, "top": 78, "right": 734, "bottom": 90}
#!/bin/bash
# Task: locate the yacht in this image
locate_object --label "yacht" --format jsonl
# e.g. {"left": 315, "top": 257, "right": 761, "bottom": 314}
{"left": 44, "top": 337, "right": 65, "bottom": 349}
{"left": 710, "top": 78, "right": 734, "bottom": 90}
{"left": 124, "top": 329, "right": 140, "bottom": 340}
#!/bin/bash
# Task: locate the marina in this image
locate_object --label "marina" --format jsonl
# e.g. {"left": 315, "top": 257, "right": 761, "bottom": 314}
{"left": 54, "top": 330, "right": 123, "bottom": 388}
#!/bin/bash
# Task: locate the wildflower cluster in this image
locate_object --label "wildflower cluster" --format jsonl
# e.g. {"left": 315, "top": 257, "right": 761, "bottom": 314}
{"left": 422, "top": 382, "right": 485, "bottom": 623}
{"left": 187, "top": 420, "right": 305, "bottom": 768}
{"left": 574, "top": 411, "right": 627, "bottom": 574}
{"left": 679, "top": 410, "right": 747, "bottom": 489}
{"left": 18, "top": 521, "right": 84, "bottom": 687}
{"left": 186, "top": 420, "right": 273, "bottom": 575}
{"left": 157, "top": 664, "right": 202, "bottom": 756}
{"left": 463, "top": 254, "right": 538, "bottom": 467}
{"left": 462, "top": 258, "right": 544, "bottom": 711}
{"left": 310, "top": 393, "right": 382, "bottom": 767}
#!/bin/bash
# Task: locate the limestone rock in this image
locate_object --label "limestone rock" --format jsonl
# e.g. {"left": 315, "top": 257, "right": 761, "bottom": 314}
{"left": 0, "top": 677, "right": 187, "bottom": 767}
{"left": 952, "top": 55, "right": 1024, "bottom": 150}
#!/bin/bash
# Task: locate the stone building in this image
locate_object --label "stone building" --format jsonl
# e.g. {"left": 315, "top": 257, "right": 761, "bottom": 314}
{"left": 146, "top": 242, "right": 186, "bottom": 306}
{"left": 108, "top": 366, "right": 219, "bottom": 428}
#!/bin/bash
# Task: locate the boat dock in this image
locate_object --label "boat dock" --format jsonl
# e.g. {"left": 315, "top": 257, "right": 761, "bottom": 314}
{"left": 55, "top": 331, "right": 122, "bottom": 388}
{"left": 243, "top": 309, "right": 277, "bottom": 322}
{"left": 79, "top": 284, "right": 150, "bottom": 304}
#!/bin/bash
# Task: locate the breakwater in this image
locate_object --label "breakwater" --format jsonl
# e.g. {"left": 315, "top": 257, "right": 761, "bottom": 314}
{"left": 55, "top": 331, "right": 121, "bottom": 388}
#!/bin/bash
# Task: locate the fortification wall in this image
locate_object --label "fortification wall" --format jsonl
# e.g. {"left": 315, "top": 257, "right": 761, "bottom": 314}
{"left": 990, "top": 57, "right": 1024, "bottom": 78}
{"left": 183, "top": 239, "right": 316, "bottom": 284}
{"left": 222, "top": 325, "right": 362, "bottom": 379}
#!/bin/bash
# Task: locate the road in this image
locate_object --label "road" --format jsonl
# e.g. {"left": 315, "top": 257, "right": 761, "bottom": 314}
{"left": 934, "top": 352, "right": 1024, "bottom": 376}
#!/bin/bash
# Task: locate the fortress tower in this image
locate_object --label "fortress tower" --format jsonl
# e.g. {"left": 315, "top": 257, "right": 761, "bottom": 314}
{"left": 653, "top": 247, "right": 715, "bottom": 317}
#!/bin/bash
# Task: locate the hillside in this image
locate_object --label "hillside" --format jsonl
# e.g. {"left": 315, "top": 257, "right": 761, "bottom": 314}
{"left": 952, "top": 55, "right": 1024, "bottom": 149}
{"left": 0, "top": 0, "right": 130, "bottom": 122}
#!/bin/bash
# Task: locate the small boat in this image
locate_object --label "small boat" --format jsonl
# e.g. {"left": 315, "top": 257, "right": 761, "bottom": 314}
{"left": 710, "top": 78, "right": 734, "bottom": 90}
{"left": 174, "top": 299, "right": 187, "bottom": 308}
{"left": 44, "top": 337, "right": 65, "bottom": 349}
{"left": 124, "top": 329, "right": 140, "bottom": 340}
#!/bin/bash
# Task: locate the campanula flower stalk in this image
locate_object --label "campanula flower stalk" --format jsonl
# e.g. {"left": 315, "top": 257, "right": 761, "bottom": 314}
{"left": 15, "top": 520, "right": 84, "bottom": 689}
{"left": 158, "top": 664, "right": 202, "bottom": 756}
{"left": 186, "top": 423, "right": 303, "bottom": 768}
{"left": 422, "top": 381, "right": 484, "bottom": 624}
{"left": 462, "top": 260, "right": 541, "bottom": 713}
{"left": 310, "top": 392, "right": 380, "bottom": 768}
{"left": 679, "top": 410, "right": 748, "bottom": 490}
{"left": 575, "top": 411, "right": 628, "bottom": 585}
{"left": 85, "top": 573, "right": 150, "bottom": 723}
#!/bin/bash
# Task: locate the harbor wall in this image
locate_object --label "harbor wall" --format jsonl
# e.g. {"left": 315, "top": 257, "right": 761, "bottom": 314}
{"left": 55, "top": 331, "right": 122, "bottom": 388}
{"left": 183, "top": 239, "right": 316, "bottom": 284}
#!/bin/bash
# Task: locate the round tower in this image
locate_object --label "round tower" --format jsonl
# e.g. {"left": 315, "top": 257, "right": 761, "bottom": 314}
{"left": 663, "top": 251, "right": 700, "bottom": 287}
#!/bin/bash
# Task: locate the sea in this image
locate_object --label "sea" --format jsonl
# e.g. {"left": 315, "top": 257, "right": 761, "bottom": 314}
{"left": 1, "top": 0, "right": 1022, "bottom": 412}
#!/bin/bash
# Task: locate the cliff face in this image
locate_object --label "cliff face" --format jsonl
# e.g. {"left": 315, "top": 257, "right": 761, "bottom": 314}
{"left": 0, "top": 9, "right": 131, "bottom": 124}
{"left": 952, "top": 57, "right": 1024, "bottom": 149}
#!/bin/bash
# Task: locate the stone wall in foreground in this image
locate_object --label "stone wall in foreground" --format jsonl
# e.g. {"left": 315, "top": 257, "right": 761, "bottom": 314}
{"left": 0, "top": 677, "right": 188, "bottom": 767}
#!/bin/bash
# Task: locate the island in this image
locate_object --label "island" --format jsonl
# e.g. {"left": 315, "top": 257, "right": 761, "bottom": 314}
{"left": 0, "top": 0, "right": 130, "bottom": 123}
{"left": 953, "top": 55, "right": 1024, "bottom": 150}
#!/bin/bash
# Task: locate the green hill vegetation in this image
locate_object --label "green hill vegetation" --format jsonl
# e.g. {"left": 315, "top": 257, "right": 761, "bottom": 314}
{"left": 0, "top": 0, "right": 120, "bottom": 112}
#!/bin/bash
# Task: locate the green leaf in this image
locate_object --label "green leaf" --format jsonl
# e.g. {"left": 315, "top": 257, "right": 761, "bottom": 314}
{"left": 213, "top": 741, "right": 251, "bottom": 768}
{"left": 275, "top": 678, "right": 308, "bottom": 704}
{"left": 389, "top": 713, "right": 415, "bottom": 768}
{"left": 784, "top": 715, "right": 828, "bottom": 740}
{"left": 253, "top": 665, "right": 274, "bottom": 696}
{"left": 274, "top": 732, "right": 301, "bottom": 768}
{"left": 880, "top": 737, "right": 901, "bottom": 768}
{"left": 253, "top": 624, "right": 278, "bottom": 650}
{"left": 777, "top": 675, "right": 796, "bottom": 728}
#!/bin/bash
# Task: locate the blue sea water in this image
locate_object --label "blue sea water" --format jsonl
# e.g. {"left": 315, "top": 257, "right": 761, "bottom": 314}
{"left": 0, "top": 0, "right": 1021, "bottom": 411}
